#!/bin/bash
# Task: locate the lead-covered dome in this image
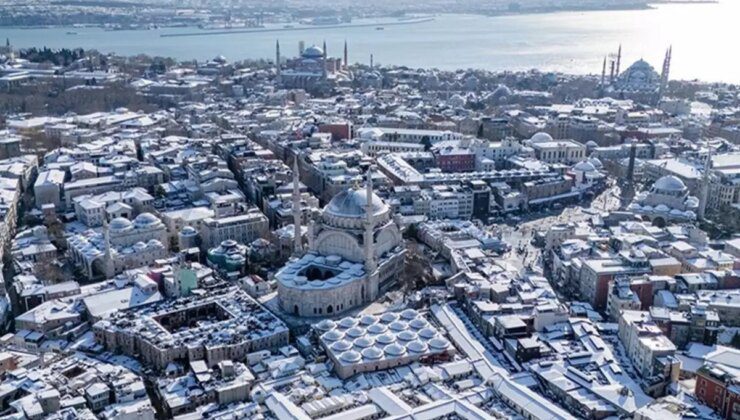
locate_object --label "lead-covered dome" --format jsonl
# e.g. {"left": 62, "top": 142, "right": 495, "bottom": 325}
{"left": 109, "top": 217, "right": 133, "bottom": 232}
{"left": 302, "top": 45, "right": 324, "bottom": 59}
{"left": 530, "top": 132, "right": 553, "bottom": 144}
{"left": 324, "top": 187, "right": 390, "bottom": 225}
{"left": 653, "top": 175, "right": 686, "bottom": 193}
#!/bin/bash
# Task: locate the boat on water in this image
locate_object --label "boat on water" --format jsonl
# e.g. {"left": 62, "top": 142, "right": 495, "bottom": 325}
{"left": 66, "top": 31, "right": 78, "bottom": 35}
{"left": 376, "top": 26, "right": 385, "bottom": 30}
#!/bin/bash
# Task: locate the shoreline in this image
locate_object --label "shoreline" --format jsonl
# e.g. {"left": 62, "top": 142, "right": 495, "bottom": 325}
{"left": 159, "top": 18, "right": 435, "bottom": 38}
{"left": 0, "top": 0, "right": 719, "bottom": 31}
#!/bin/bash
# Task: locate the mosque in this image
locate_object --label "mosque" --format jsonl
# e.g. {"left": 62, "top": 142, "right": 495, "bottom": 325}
{"left": 67, "top": 213, "right": 168, "bottom": 279}
{"left": 600, "top": 45, "right": 672, "bottom": 105}
{"left": 276, "top": 41, "right": 352, "bottom": 94}
{"left": 276, "top": 164, "right": 406, "bottom": 318}
{"left": 627, "top": 175, "right": 699, "bottom": 226}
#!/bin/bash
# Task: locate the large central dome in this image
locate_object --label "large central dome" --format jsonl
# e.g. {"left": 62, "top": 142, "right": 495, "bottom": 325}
{"left": 325, "top": 187, "right": 389, "bottom": 219}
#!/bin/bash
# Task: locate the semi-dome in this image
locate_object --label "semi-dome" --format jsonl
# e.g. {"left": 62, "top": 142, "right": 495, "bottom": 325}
{"left": 109, "top": 217, "right": 133, "bottom": 232}
{"left": 302, "top": 45, "right": 324, "bottom": 58}
{"left": 653, "top": 175, "right": 686, "bottom": 193}
{"left": 530, "top": 132, "right": 553, "bottom": 144}
{"left": 325, "top": 187, "right": 389, "bottom": 220}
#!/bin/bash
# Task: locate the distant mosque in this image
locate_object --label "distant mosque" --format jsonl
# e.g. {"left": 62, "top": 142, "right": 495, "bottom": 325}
{"left": 275, "top": 40, "right": 352, "bottom": 94}
{"left": 599, "top": 45, "right": 672, "bottom": 105}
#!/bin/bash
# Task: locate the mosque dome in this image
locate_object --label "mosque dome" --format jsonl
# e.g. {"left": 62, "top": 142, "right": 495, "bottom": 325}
{"left": 492, "top": 84, "right": 512, "bottom": 99}
{"left": 109, "top": 217, "right": 133, "bottom": 232}
{"left": 573, "top": 161, "right": 597, "bottom": 172}
{"left": 133, "top": 212, "right": 160, "bottom": 227}
{"left": 361, "top": 347, "right": 383, "bottom": 360}
{"left": 324, "top": 187, "right": 389, "bottom": 220}
{"left": 588, "top": 157, "right": 603, "bottom": 169}
{"left": 180, "top": 226, "right": 197, "bottom": 236}
{"left": 653, "top": 175, "right": 686, "bottom": 193}
{"left": 530, "top": 132, "right": 553, "bottom": 144}
{"left": 367, "top": 323, "right": 388, "bottom": 334}
{"left": 340, "top": 350, "right": 362, "bottom": 363}
{"left": 302, "top": 45, "right": 324, "bottom": 59}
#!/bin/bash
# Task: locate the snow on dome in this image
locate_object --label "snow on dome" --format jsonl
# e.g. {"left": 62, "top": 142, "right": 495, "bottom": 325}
{"left": 109, "top": 217, "right": 133, "bottom": 231}
{"left": 400, "top": 309, "right": 418, "bottom": 320}
{"left": 367, "top": 323, "right": 388, "bottom": 335}
{"left": 573, "top": 160, "right": 596, "bottom": 172}
{"left": 338, "top": 317, "right": 358, "bottom": 329}
{"left": 641, "top": 205, "right": 653, "bottom": 212}
{"left": 353, "top": 336, "right": 375, "bottom": 348}
{"left": 181, "top": 226, "right": 197, "bottom": 235}
{"left": 384, "top": 343, "right": 407, "bottom": 357}
{"left": 389, "top": 321, "right": 408, "bottom": 332}
{"left": 133, "top": 212, "right": 160, "bottom": 226}
{"left": 331, "top": 340, "right": 352, "bottom": 352}
{"left": 653, "top": 175, "right": 686, "bottom": 192}
{"left": 361, "top": 347, "right": 383, "bottom": 360}
{"left": 669, "top": 209, "right": 684, "bottom": 216}
{"left": 376, "top": 333, "right": 396, "bottom": 345}
{"left": 407, "top": 340, "right": 429, "bottom": 353}
{"left": 627, "top": 203, "right": 641, "bottom": 211}
{"left": 397, "top": 331, "right": 418, "bottom": 342}
{"left": 419, "top": 327, "right": 438, "bottom": 339}
{"left": 316, "top": 319, "right": 336, "bottom": 332}
{"left": 380, "top": 312, "right": 399, "bottom": 324}
{"left": 359, "top": 315, "right": 378, "bottom": 326}
{"left": 409, "top": 318, "right": 429, "bottom": 330}
{"left": 322, "top": 330, "right": 344, "bottom": 342}
{"left": 345, "top": 327, "right": 365, "bottom": 338}
{"left": 302, "top": 45, "right": 324, "bottom": 58}
{"left": 530, "top": 132, "right": 553, "bottom": 144}
{"left": 325, "top": 187, "right": 388, "bottom": 219}
{"left": 429, "top": 337, "right": 450, "bottom": 350}
{"left": 655, "top": 204, "right": 670, "bottom": 212}
{"left": 340, "top": 350, "right": 362, "bottom": 363}
{"left": 588, "top": 157, "right": 603, "bottom": 169}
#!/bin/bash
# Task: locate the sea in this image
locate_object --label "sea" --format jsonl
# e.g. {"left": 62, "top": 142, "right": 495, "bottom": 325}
{"left": 1, "top": 0, "right": 737, "bottom": 83}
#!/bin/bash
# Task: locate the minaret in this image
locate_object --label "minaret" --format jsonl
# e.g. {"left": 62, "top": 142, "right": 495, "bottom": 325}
{"left": 322, "top": 40, "right": 327, "bottom": 79}
{"left": 275, "top": 40, "right": 281, "bottom": 83}
{"left": 370, "top": 54, "right": 374, "bottom": 69}
{"left": 659, "top": 46, "right": 672, "bottom": 99}
{"left": 609, "top": 59, "right": 615, "bottom": 83}
{"left": 698, "top": 144, "right": 712, "bottom": 219}
{"left": 292, "top": 156, "right": 303, "bottom": 256}
{"left": 615, "top": 44, "right": 622, "bottom": 76}
{"left": 343, "top": 40, "right": 348, "bottom": 69}
{"left": 601, "top": 56, "right": 607, "bottom": 86}
{"left": 363, "top": 167, "right": 377, "bottom": 276}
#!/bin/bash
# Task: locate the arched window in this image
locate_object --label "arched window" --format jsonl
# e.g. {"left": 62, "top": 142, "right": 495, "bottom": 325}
{"left": 294, "top": 305, "right": 299, "bottom": 316}
{"left": 327, "top": 305, "right": 333, "bottom": 314}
